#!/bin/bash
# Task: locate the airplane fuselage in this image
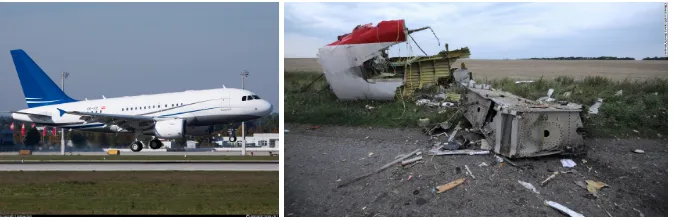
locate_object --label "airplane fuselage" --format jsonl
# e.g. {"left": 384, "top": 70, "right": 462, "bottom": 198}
{"left": 12, "top": 88, "right": 272, "bottom": 134}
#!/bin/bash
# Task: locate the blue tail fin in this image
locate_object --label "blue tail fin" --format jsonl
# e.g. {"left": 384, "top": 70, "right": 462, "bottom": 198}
{"left": 10, "top": 49, "right": 77, "bottom": 108}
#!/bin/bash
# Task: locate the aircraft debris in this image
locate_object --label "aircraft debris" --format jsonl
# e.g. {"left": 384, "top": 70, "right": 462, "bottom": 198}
{"left": 461, "top": 82, "right": 586, "bottom": 158}
{"left": 633, "top": 149, "right": 645, "bottom": 154}
{"left": 338, "top": 148, "right": 421, "bottom": 188}
{"left": 401, "top": 156, "right": 423, "bottom": 166}
{"left": 561, "top": 159, "right": 577, "bottom": 168}
{"left": 429, "top": 149, "right": 490, "bottom": 156}
{"left": 585, "top": 180, "right": 608, "bottom": 196}
{"left": 518, "top": 180, "right": 540, "bottom": 194}
{"left": 418, "top": 118, "right": 431, "bottom": 127}
{"left": 479, "top": 139, "right": 492, "bottom": 150}
{"left": 536, "top": 88, "right": 556, "bottom": 103}
{"left": 478, "top": 162, "right": 489, "bottom": 167}
{"left": 317, "top": 19, "right": 470, "bottom": 100}
{"left": 588, "top": 98, "right": 603, "bottom": 114}
{"left": 615, "top": 90, "right": 623, "bottom": 96}
{"left": 435, "top": 178, "right": 466, "bottom": 193}
{"left": 464, "top": 165, "right": 476, "bottom": 179}
{"left": 545, "top": 200, "right": 584, "bottom": 217}
{"left": 541, "top": 172, "right": 559, "bottom": 187}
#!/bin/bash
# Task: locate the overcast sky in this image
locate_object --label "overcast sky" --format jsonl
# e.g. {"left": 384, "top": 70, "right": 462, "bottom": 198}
{"left": 285, "top": 2, "right": 665, "bottom": 59}
{"left": 0, "top": 3, "right": 279, "bottom": 111}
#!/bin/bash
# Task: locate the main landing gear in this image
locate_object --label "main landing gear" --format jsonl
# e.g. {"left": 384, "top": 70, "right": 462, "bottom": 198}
{"left": 129, "top": 137, "right": 163, "bottom": 152}
{"left": 149, "top": 139, "right": 163, "bottom": 149}
{"left": 130, "top": 141, "right": 143, "bottom": 152}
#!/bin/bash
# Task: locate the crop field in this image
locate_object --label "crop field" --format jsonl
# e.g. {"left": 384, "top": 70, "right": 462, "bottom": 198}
{"left": 284, "top": 58, "right": 667, "bottom": 80}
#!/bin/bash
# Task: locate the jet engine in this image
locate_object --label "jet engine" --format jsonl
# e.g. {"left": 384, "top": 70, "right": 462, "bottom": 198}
{"left": 186, "top": 126, "right": 214, "bottom": 136}
{"left": 153, "top": 119, "right": 186, "bottom": 139}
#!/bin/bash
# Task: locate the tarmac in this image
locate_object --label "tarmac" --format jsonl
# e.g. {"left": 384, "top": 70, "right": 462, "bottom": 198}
{"left": 0, "top": 151, "right": 278, "bottom": 156}
{"left": 0, "top": 162, "right": 278, "bottom": 171}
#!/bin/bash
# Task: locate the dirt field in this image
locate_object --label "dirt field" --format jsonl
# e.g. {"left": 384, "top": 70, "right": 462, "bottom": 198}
{"left": 284, "top": 124, "right": 667, "bottom": 217}
{"left": 284, "top": 58, "right": 668, "bottom": 80}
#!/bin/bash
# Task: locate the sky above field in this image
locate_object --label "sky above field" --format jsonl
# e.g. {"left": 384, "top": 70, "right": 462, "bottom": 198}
{"left": 285, "top": 2, "right": 666, "bottom": 59}
{"left": 0, "top": 3, "right": 279, "bottom": 111}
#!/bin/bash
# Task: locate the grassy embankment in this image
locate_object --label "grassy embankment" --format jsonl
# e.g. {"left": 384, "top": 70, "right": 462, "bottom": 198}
{"left": 285, "top": 72, "right": 667, "bottom": 138}
{"left": 0, "top": 171, "right": 278, "bottom": 215}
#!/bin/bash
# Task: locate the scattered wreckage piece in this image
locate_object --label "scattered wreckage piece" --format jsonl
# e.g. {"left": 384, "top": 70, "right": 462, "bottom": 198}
{"left": 541, "top": 172, "right": 559, "bottom": 187}
{"left": 464, "top": 165, "right": 476, "bottom": 179}
{"left": 561, "top": 159, "right": 577, "bottom": 168}
{"left": 429, "top": 149, "right": 490, "bottom": 156}
{"left": 518, "top": 180, "right": 540, "bottom": 194}
{"left": 588, "top": 98, "right": 603, "bottom": 114}
{"left": 435, "top": 177, "right": 466, "bottom": 193}
{"left": 317, "top": 19, "right": 470, "bottom": 100}
{"left": 338, "top": 148, "right": 421, "bottom": 188}
{"left": 461, "top": 85, "right": 586, "bottom": 158}
{"left": 401, "top": 156, "right": 423, "bottom": 166}
{"left": 545, "top": 200, "right": 584, "bottom": 217}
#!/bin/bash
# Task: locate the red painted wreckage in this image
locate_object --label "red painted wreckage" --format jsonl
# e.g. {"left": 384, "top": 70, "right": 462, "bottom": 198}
{"left": 317, "top": 19, "right": 470, "bottom": 100}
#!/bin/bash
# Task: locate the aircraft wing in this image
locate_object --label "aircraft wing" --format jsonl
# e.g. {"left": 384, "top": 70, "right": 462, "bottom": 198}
{"left": 66, "top": 111, "right": 156, "bottom": 122}
{"left": 6, "top": 111, "right": 52, "bottom": 120}
{"left": 63, "top": 109, "right": 178, "bottom": 131}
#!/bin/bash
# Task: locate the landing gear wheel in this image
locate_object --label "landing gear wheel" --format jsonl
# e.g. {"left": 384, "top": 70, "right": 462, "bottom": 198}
{"left": 130, "top": 141, "right": 143, "bottom": 152}
{"left": 150, "top": 139, "right": 163, "bottom": 149}
{"left": 229, "top": 136, "right": 237, "bottom": 142}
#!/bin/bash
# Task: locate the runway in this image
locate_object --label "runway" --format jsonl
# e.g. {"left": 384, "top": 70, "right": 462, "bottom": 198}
{"left": 0, "top": 162, "right": 278, "bottom": 171}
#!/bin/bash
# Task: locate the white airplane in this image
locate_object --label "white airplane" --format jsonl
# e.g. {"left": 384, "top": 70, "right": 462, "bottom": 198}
{"left": 6, "top": 49, "right": 273, "bottom": 152}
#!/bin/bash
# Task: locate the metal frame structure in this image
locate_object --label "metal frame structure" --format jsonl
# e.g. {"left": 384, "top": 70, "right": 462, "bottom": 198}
{"left": 462, "top": 85, "right": 586, "bottom": 158}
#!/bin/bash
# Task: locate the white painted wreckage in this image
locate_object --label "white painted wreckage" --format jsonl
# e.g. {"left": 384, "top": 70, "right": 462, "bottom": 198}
{"left": 6, "top": 49, "right": 273, "bottom": 152}
{"left": 317, "top": 19, "right": 471, "bottom": 100}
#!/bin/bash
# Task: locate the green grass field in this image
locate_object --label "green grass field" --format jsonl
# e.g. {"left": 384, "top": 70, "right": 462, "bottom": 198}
{"left": 285, "top": 72, "right": 667, "bottom": 138}
{"left": 0, "top": 171, "right": 278, "bottom": 215}
{"left": 0, "top": 155, "right": 278, "bottom": 161}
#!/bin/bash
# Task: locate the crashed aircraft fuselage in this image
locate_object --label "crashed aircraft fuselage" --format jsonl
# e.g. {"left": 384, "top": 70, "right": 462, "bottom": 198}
{"left": 461, "top": 85, "right": 586, "bottom": 158}
{"left": 317, "top": 19, "right": 469, "bottom": 100}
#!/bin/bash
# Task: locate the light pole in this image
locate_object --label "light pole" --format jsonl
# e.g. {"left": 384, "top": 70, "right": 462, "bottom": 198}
{"left": 60, "top": 72, "right": 69, "bottom": 155}
{"left": 240, "top": 70, "right": 249, "bottom": 156}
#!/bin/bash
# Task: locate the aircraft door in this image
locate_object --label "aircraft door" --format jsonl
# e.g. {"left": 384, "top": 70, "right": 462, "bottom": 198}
{"left": 221, "top": 91, "right": 231, "bottom": 111}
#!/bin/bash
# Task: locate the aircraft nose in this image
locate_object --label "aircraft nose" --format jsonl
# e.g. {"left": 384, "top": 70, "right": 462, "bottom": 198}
{"left": 261, "top": 100, "right": 273, "bottom": 115}
{"left": 254, "top": 100, "right": 272, "bottom": 116}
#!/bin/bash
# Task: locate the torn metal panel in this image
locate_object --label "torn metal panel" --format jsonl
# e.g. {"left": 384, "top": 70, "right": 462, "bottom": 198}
{"left": 317, "top": 20, "right": 406, "bottom": 100}
{"left": 462, "top": 86, "right": 585, "bottom": 158}
{"left": 317, "top": 19, "right": 470, "bottom": 100}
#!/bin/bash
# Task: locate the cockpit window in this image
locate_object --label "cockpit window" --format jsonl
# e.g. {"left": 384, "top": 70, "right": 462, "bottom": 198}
{"left": 241, "top": 96, "right": 246, "bottom": 101}
{"left": 252, "top": 95, "right": 260, "bottom": 99}
{"left": 247, "top": 95, "right": 253, "bottom": 100}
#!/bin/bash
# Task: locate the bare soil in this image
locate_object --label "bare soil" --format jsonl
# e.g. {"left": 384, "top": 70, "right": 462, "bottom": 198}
{"left": 284, "top": 124, "right": 667, "bottom": 217}
{"left": 284, "top": 58, "right": 667, "bottom": 80}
